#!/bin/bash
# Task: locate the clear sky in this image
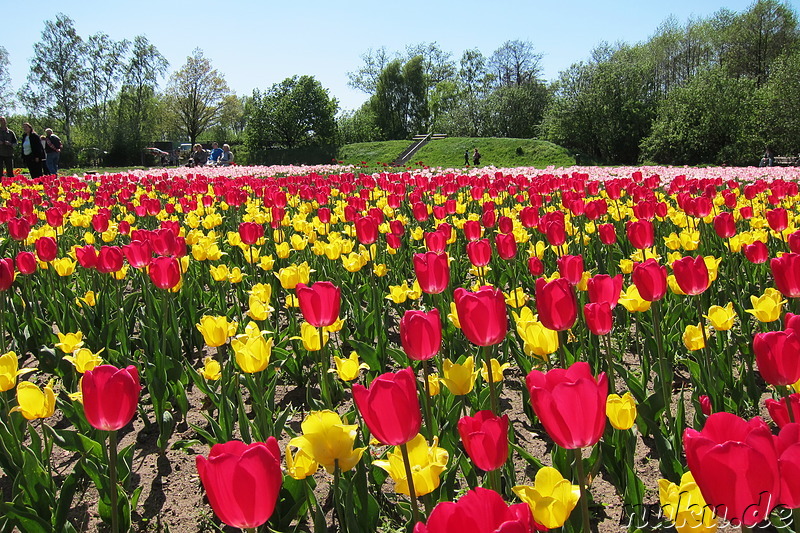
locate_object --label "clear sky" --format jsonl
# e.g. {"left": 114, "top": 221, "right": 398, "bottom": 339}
{"left": 4, "top": 0, "right": 797, "bottom": 113}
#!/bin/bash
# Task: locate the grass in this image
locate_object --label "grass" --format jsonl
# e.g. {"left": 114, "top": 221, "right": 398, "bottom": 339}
{"left": 338, "top": 137, "right": 576, "bottom": 169}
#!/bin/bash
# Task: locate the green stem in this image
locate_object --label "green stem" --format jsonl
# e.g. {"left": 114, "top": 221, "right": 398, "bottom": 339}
{"left": 602, "top": 334, "right": 615, "bottom": 394}
{"left": 318, "top": 326, "right": 329, "bottom": 407}
{"left": 109, "top": 430, "right": 120, "bottom": 533}
{"left": 792, "top": 508, "right": 800, "bottom": 533}
{"left": 573, "top": 447, "right": 591, "bottom": 533}
{"left": 557, "top": 330, "right": 567, "bottom": 368}
{"left": 399, "top": 442, "right": 421, "bottom": 526}
{"left": 652, "top": 300, "right": 672, "bottom": 425}
{"left": 334, "top": 460, "right": 348, "bottom": 533}
{"left": 421, "top": 360, "right": 434, "bottom": 439}
{"left": 483, "top": 345, "right": 498, "bottom": 414}
{"left": 0, "top": 290, "right": 6, "bottom": 353}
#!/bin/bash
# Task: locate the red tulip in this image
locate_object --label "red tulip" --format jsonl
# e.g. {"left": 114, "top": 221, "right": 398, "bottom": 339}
{"left": 525, "top": 362, "right": 608, "bottom": 449}
{"left": 413, "top": 252, "right": 450, "bottom": 295}
{"left": 535, "top": 278, "right": 577, "bottom": 331}
{"left": 355, "top": 216, "right": 378, "bottom": 245}
{"left": 412, "top": 202, "right": 429, "bottom": 222}
{"left": 494, "top": 233, "right": 517, "bottom": 260}
{"left": 45, "top": 207, "right": 64, "bottom": 228}
{"left": 743, "top": 241, "right": 769, "bottom": 264}
{"left": 672, "top": 256, "right": 709, "bottom": 295}
{"left": 0, "top": 258, "right": 14, "bottom": 291}
{"left": 753, "top": 330, "right": 800, "bottom": 387}
{"left": 544, "top": 220, "right": 566, "bottom": 247}
{"left": 626, "top": 219, "right": 654, "bottom": 249}
{"left": 766, "top": 208, "right": 789, "bottom": 232}
{"left": 352, "top": 367, "right": 421, "bottom": 445}
{"left": 466, "top": 239, "right": 491, "bottom": 267}
{"left": 399, "top": 309, "right": 441, "bottom": 361}
{"left": 598, "top": 223, "right": 616, "bottom": 245}
{"left": 771, "top": 253, "right": 800, "bottom": 298}
{"left": 317, "top": 207, "right": 331, "bottom": 224}
{"left": 15, "top": 251, "right": 36, "bottom": 275}
{"left": 776, "top": 423, "right": 800, "bottom": 509}
{"left": 75, "top": 245, "right": 98, "bottom": 269}
{"left": 453, "top": 286, "right": 507, "bottom": 347}
{"left": 684, "top": 412, "right": 780, "bottom": 527}
{"left": 583, "top": 302, "right": 613, "bottom": 335}
{"left": 699, "top": 395, "right": 712, "bottom": 417}
{"left": 123, "top": 240, "right": 152, "bottom": 268}
{"left": 527, "top": 256, "right": 543, "bottom": 276}
{"left": 151, "top": 228, "right": 184, "bottom": 257}
{"left": 238, "top": 222, "right": 264, "bottom": 245}
{"left": 148, "top": 256, "right": 181, "bottom": 290}
{"left": 713, "top": 212, "right": 736, "bottom": 239}
{"left": 556, "top": 254, "right": 584, "bottom": 286}
{"left": 457, "top": 411, "right": 509, "bottom": 472}
{"left": 295, "top": 281, "right": 341, "bottom": 327}
{"left": 498, "top": 216, "right": 513, "bottom": 234}
{"left": 785, "top": 312, "right": 800, "bottom": 335}
{"left": 587, "top": 274, "right": 623, "bottom": 308}
{"left": 414, "top": 487, "right": 542, "bottom": 533}
{"left": 632, "top": 258, "right": 667, "bottom": 301}
{"left": 35, "top": 237, "right": 57, "bottom": 262}
{"left": 196, "top": 439, "right": 283, "bottom": 529}
{"left": 425, "top": 231, "right": 448, "bottom": 253}
{"left": 81, "top": 364, "right": 140, "bottom": 431}
{"left": 8, "top": 218, "right": 31, "bottom": 241}
{"left": 463, "top": 220, "right": 482, "bottom": 241}
{"left": 96, "top": 246, "right": 124, "bottom": 274}
{"left": 766, "top": 395, "right": 800, "bottom": 428}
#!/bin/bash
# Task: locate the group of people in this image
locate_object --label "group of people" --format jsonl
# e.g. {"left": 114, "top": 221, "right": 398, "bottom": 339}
{"left": 186, "top": 142, "right": 234, "bottom": 167}
{"left": 0, "top": 116, "right": 61, "bottom": 178}
{"left": 464, "top": 148, "right": 481, "bottom": 166}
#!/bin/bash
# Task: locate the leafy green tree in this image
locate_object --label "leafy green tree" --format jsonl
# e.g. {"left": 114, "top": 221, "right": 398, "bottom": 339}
{"left": 370, "top": 56, "right": 430, "bottom": 139}
{"left": 83, "top": 33, "right": 129, "bottom": 151}
{"left": 337, "top": 105, "right": 380, "bottom": 145}
{"left": 757, "top": 48, "right": 800, "bottom": 154}
{"left": 489, "top": 40, "right": 543, "bottom": 87}
{"left": 22, "top": 14, "right": 87, "bottom": 152}
{"left": 640, "top": 67, "right": 762, "bottom": 165}
{"left": 165, "top": 48, "right": 230, "bottom": 146}
{"left": 347, "top": 47, "right": 395, "bottom": 95}
{"left": 245, "top": 76, "right": 337, "bottom": 150}
{"left": 483, "top": 81, "right": 550, "bottom": 138}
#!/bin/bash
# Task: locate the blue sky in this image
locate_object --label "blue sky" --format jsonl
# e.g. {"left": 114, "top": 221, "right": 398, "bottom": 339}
{"left": 4, "top": 0, "right": 797, "bottom": 113}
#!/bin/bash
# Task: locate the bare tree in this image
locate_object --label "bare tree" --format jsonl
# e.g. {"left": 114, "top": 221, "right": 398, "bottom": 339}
{"left": 84, "top": 33, "right": 129, "bottom": 149}
{"left": 165, "top": 48, "right": 230, "bottom": 145}
{"left": 0, "top": 47, "right": 12, "bottom": 110}
{"left": 489, "top": 40, "right": 543, "bottom": 87}
{"left": 347, "top": 47, "right": 396, "bottom": 95}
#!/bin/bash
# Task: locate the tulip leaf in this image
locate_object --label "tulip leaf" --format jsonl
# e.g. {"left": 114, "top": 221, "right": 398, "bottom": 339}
{"left": 0, "top": 501, "right": 51, "bottom": 533}
{"left": 45, "top": 427, "right": 102, "bottom": 458}
{"left": 346, "top": 339, "right": 380, "bottom": 372}
{"left": 54, "top": 470, "right": 80, "bottom": 531}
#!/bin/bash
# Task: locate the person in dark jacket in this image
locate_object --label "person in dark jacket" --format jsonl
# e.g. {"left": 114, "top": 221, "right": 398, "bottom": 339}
{"left": 44, "top": 128, "right": 62, "bottom": 174}
{"left": 0, "top": 116, "right": 17, "bottom": 178}
{"left": 20, "top": 123, "right": 46, "bottom": 178}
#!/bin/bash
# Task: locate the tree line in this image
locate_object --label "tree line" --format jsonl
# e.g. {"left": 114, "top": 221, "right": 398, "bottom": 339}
{"left": 0, "top": 1, "right": 797, "bottom": 167}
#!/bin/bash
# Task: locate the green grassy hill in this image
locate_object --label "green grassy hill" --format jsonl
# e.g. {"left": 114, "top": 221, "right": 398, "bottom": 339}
{"left": 338, "top": 137, "right": 576, "bottom": 169}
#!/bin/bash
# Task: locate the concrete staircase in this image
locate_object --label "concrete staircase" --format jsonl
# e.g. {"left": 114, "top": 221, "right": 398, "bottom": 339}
{"left": 392, "top": 133, "right": 447, "bottom": 166}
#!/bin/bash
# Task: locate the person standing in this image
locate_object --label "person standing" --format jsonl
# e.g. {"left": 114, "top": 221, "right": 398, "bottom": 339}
{"left": 44, "top": 128, "right": 62, "bottom": 175}
{"left": 464, "top": 149, "right": 469, "bottom": 166}
{"left": 21, "top": 123, "right": 45, "bottom": 178}
{"left": 473, "top": 148, "right": 481, "bottom": 166}
{"left": 0, "top": 116, "right": 17, "bottom": 178}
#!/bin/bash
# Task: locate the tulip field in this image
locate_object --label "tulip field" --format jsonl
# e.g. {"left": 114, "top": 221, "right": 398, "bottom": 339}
{"left": 2, "top": 163, "right": 800, "bottom": 532}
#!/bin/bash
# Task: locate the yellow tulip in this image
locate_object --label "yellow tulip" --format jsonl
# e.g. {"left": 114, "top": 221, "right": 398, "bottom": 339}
{"left": 288, "top": 410, "right": 366, "bottom": 473}
{"left": 406, "top": 280, "right": 423, "bottom": 300}
{"left": 342, "top": 252, "right": 367, "bottom": 273}
{"left": 258, "top": 255, "right": 275, "bottom": 271}
{"left": 55, "top": 331, "right": 84, "bottom": 354}
{"left": 481, "top": 359, "right": 510, "bottom": 383}
{"left": 210, "top": 264, "right": 230, "bottom": 282}
{"left": 196, "top": 315, "right": 238, "bottom": 347}
{"left": 249, "top": 283, "right": 272, "bottom": 303}
{"left": 668, "top": 274, "right": 687, "bottom": 296}
{"left": 427, "top": 374, "right": 441, "bottom": 396}
{"left": 247, "top": 295, "right": 273, "bottom": 322}
{"left": 504, "top": 287, "right": 529, "bottom": 308}
{"left": 664, "top": 232, "right": 681, "bottom": 250}
{"left": 0, "top": 351, "right": 35, "bottom": 392}
{"left": 373, "top": 433, "right": 448, "bottom": 497}
{"left": 324, "top": 318, "right": 345, "bottom": 333}
{"left": 286, "top": 445, "right": 319, "bottom": 480}
{"left": 513, "top": 466, "right": 580, "bottom": 529}
{"left": 705, "top": 303, "right": 736, "bottom": 331}
{"left": 227, "top": 267, "right": 244, "bottom": 283}
{"left": 231, "top": 333, "right": 273, "bottom": 374}
{"left": 704, "top": 256, "right": 722, "bottom": 283}
{"left": 746, "top": 288, "right": 786, "bottom": 323}
{"left": 447, "top": 301, "right": 461, "bottom": 329}
{"left": 373, "top": 263, "right": 389, "bottom": 277}
{"left": 679, "top": 231, "right": 700, "bottom": 251}
{"left": 63, "top": 347, "right": 104, "bottom": 373}
{"left": 284, "top": 293, "right": 300, "bottom": 308}
{"left": 291, "top": 234, "right": 308, "bottom": 251}
{"left": 441, "top": 357, "right": 478, "bottom": 395}
{"left": 11, "top": 380, "right": 56, "bottom": 420}
{"left": 292, "top": 322, "right": 329, "bottom": 352}
{"left": 386, "top": 282, "right": 409, "bottom": 304}
{"left": 516, "top": 313, "right": 559, "bottom": 359}
{"left": 619, "top": 259, "right": 634, "bottom": 274}
{"left": 111, "top": 265, "right": 129, "bottom": 280}
{"left": 75, "top": 290, "right": 97, "bottom": 307}
{"left": 329, "top": 351, "right": 369, "bottom": 382}
{"left": 52, "top": 257, "right": 76, "bottom": 276}
{"left": 618, "top": 285, "right": 651, "bottom": 313}
{"left": 324, "top": 241, "right": 343, "bottom": 260}
{"left": 682, "top": 323, "right": 707, "bottom": 351}
{"left": 276, "top": 262, "right": 312, "bottom": 290}
{"left": 659, "top": 472, "right": 717, "bottom": 533}
{"left": 606, "top": 392, "right": 637, "bottom": 430}
{"left": 242, "top": 245, "right": 261, "bottom": 263}
{"left": 200, "top": 356, "right": 221, "bottom": 381}
{"left": 276, "top": 242, "right": 291, "bottom": 259}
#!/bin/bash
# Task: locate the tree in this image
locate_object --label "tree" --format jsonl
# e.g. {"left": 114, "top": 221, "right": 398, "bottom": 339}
{"left": 84, "top": 33, "right": 129, "bottom": 150}
{"left": 756, "top": 48, "right": 800, "bottom": 155}
{"left": 336, "top": 105, "right": 380, "bottom": 144}
{"left": 165, "top": 48, "right": 230, "bottom": 145}
{"left": 347, "top": 47, "right": 395, "bottom": 95}
{"left": 489, "top": 40, "right": 543, "bottom": 87}
{"left": 245, "top": 76, "right": 337, "bottom": 150}
{"left": 483, "top": 81, "right": 550, "bottom": 138}
{"left": 0, "top": 47, "right": 12, "bottom": 110}
{"left": 370, "top": 56, "right": 430, "bottom": 139}
{"left": 23, "top": 14, "right": 87, "bottom": 151}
